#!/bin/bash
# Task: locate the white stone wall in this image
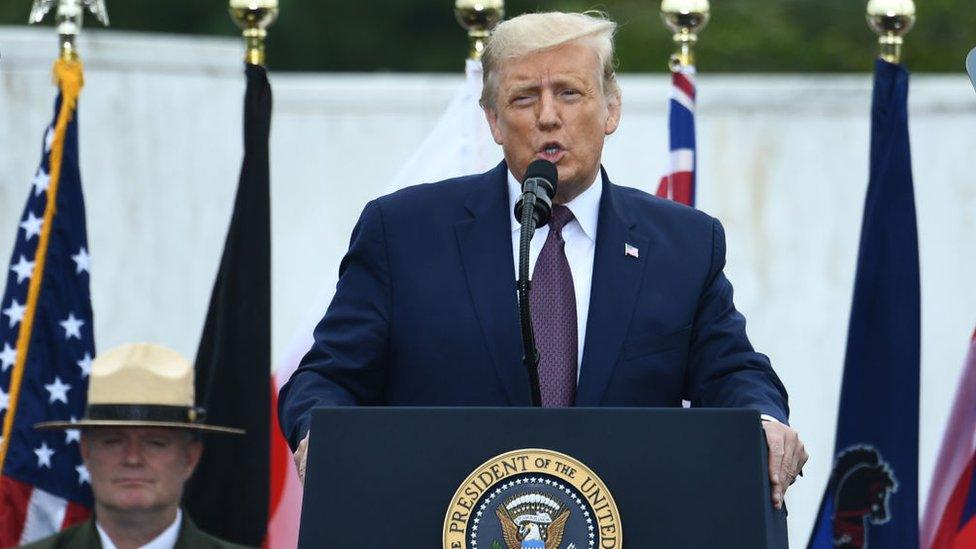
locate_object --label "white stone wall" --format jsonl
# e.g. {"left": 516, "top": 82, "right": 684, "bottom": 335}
{"left": 2, "top": 26, "right": 975, "bottom": 547}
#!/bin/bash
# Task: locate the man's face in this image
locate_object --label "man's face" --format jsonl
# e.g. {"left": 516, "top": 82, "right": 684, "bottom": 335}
{"left": 81, "top": 428, "right": 202, "bottom": 514}
{"left": 485, "top": 40, "right": 621, "bottom": 203}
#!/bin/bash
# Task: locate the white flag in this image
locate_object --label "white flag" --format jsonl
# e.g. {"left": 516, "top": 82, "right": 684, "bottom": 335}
{"left": 269, "top": 67, "right": 503, "bottom": 541}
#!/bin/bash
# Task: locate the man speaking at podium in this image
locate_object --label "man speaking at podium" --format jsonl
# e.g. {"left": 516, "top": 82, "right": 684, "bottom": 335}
{"left": 279, "top": 11, "right": 807, "bottom": 509}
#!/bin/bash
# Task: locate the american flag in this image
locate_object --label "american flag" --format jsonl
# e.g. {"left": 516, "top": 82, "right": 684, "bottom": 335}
{"left": 0, "top": 60, "right": 95, "bottom": 546}
{"left": 656, "top": 66, "right": 697, "bottom": 207}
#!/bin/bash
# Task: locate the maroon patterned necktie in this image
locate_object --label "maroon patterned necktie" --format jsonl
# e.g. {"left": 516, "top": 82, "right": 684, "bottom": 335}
{"left": 530, "top": 204, "right": 578, "bottom": 407}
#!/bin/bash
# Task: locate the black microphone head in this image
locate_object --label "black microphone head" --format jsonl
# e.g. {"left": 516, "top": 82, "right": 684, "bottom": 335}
{"left": 524, "top": 159, "right": 558, "bottom": 195}
{"left": 515, "top": 159, "right": 559, "bottom": 227}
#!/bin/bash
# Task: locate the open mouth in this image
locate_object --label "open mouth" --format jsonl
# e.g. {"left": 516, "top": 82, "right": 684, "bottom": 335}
{"left": 537, "top": 142, "right": 565, "bottom": 163}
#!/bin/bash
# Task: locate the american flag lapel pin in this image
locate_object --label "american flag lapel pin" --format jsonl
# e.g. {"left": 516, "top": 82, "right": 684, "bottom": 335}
{"left": 625, "top": 243, "right": 639, "bottom": 259}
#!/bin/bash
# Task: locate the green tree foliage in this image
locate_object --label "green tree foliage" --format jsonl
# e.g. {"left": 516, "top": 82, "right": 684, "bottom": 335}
{"left": 1, "top": 0, "right": 973, "bottom": 72}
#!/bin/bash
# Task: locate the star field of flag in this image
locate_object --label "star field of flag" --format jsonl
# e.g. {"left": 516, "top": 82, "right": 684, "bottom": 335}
{"left": 0, "top": 91, "right": 95, "bottom": 544}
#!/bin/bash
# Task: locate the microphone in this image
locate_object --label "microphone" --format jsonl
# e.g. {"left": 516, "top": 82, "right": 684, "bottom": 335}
{"left": 514, "top": 159, "right": 558, "bottom": 227}
{"left": 967, "top": 48, "right": 976, "bottom": 93}
{"left": 514, "top": 159, "right": 558, "bottom": 407}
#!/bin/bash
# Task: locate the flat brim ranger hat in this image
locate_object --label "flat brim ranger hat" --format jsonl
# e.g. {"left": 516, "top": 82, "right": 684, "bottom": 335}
{"left": 35, "top": 342, "right": 243, "bottom": 434}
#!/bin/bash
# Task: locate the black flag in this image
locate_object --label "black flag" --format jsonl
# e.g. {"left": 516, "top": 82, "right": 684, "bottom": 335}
{"left": 184, "top": 63, "right": 272, "bottom": 546}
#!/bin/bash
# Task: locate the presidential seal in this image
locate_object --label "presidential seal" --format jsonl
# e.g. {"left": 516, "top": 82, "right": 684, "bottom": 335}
{"left": 444, "top": 449, "right": 621, "bottom": 549}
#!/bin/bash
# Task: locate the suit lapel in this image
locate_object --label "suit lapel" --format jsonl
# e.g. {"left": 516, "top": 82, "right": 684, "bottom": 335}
{"left": 576, "top": 174, "right": 650, "bottom": 406}
{"left": 80, "top": 517, "right": 102, "bottom": 548}
{"left": 175, "top": 513, "right": 210, "bottom": 548}
{"left": 455, "top": 162, "right": 531, "bottom": 405}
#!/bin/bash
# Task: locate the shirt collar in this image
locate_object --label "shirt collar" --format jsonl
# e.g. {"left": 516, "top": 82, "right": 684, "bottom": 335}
{"left": 96, "top": 508, "right": 182, "bottom": 549}
{"left": 507, "top": 168, "right": 602, "bottom": 242}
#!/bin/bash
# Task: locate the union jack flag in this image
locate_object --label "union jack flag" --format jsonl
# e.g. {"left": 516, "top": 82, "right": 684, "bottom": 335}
{"left": 0, "top": 60, "right": 95, "bottom": 546}
{"left": 656, "top": 66, "right": 697, "bottom": 207}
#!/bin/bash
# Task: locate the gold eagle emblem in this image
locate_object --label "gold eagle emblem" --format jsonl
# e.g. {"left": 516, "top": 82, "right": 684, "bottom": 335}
{"left": 496, "top": 503, "right": 570, "bottom": 549}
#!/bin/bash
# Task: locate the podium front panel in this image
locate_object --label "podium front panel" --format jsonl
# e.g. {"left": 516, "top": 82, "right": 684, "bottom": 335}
{"left": 299, "top": 407, "right": 787, "bottom": 548}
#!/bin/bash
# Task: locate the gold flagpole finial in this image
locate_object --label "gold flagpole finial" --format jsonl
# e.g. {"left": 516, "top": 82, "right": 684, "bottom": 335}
{"left": 29, "top": 0, "right": 110, "bottom": 61}
{"left": 455, "top": 0, "right": 504, "bottom": 61}
{"left": 229, "top": 0, "right": 278, "bottom": 66}
{"left": 867, "top": 0, "right": 915, "bottom": 64}
{"left": 660, "top": 0, "right": 710, "bottom": 71}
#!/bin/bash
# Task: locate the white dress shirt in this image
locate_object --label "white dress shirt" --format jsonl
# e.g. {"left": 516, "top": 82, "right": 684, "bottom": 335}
{"left": 508, "top": 170, "right": 602, "bottom": 373}
{"left": 507, "top": 170, "right": 783, "bottom": 425}
{"left": 96, "top": 509, "right": 182, "bottom": 549}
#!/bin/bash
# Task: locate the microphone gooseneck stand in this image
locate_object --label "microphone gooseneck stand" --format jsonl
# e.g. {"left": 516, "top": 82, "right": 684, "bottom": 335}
{"left": 517, "top": 193, "right": 543, "bottom": 407}
{"left": 515, "top": 160, "right": 556, "bottom": 408}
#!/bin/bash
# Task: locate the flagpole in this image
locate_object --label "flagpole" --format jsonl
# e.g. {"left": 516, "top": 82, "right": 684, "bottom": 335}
{"left": 0, "top": 4, "right": 103, "bottom": 541}
{"left": 455, "top": 0, "right": 504, "bottom": 61}
{"left": 657, "top": 0, "right": 707, "bottom": 207}
{"left": 867, "top": 0, "right": 915, "bottom": 64}
{"left": 660, "top": 0, "right": 709, "bottom": 71}
{"left": 5, "top": 0, "right": 108, "bottom": 474}
{"left": 806, "top": 4, "right": 920, "bottom": 548}
{"left": 229, "top": 0, "right": 278, "bottom": 66}
{"left": 182, "top": 3, "right": 277, "bottom": 546}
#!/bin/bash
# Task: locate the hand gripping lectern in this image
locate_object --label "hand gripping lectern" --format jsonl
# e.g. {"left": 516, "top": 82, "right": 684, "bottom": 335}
{"left": 298, "top": 408, "right": 788, "bottom": 548}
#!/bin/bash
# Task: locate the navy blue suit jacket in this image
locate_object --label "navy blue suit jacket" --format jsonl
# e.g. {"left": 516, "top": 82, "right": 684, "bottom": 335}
{"left": 278, "top": 162, "right": 789, "bottom": 448}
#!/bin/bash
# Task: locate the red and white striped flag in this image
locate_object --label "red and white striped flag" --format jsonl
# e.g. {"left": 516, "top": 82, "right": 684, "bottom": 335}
{"left": 922, "top": 328, "right": 976, "bottom": 548}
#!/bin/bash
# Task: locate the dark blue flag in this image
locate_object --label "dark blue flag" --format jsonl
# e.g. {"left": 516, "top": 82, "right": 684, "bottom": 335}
{"left": 0, "top": 61, "right": 95, "bottom": 545}
{"left": 807, "top": 59, "right": 920, "bottom": 549}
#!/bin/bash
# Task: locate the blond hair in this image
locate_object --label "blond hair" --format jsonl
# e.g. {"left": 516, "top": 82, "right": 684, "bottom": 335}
{"left": 480, "top": 11, "right": 619, "bottom": 109}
